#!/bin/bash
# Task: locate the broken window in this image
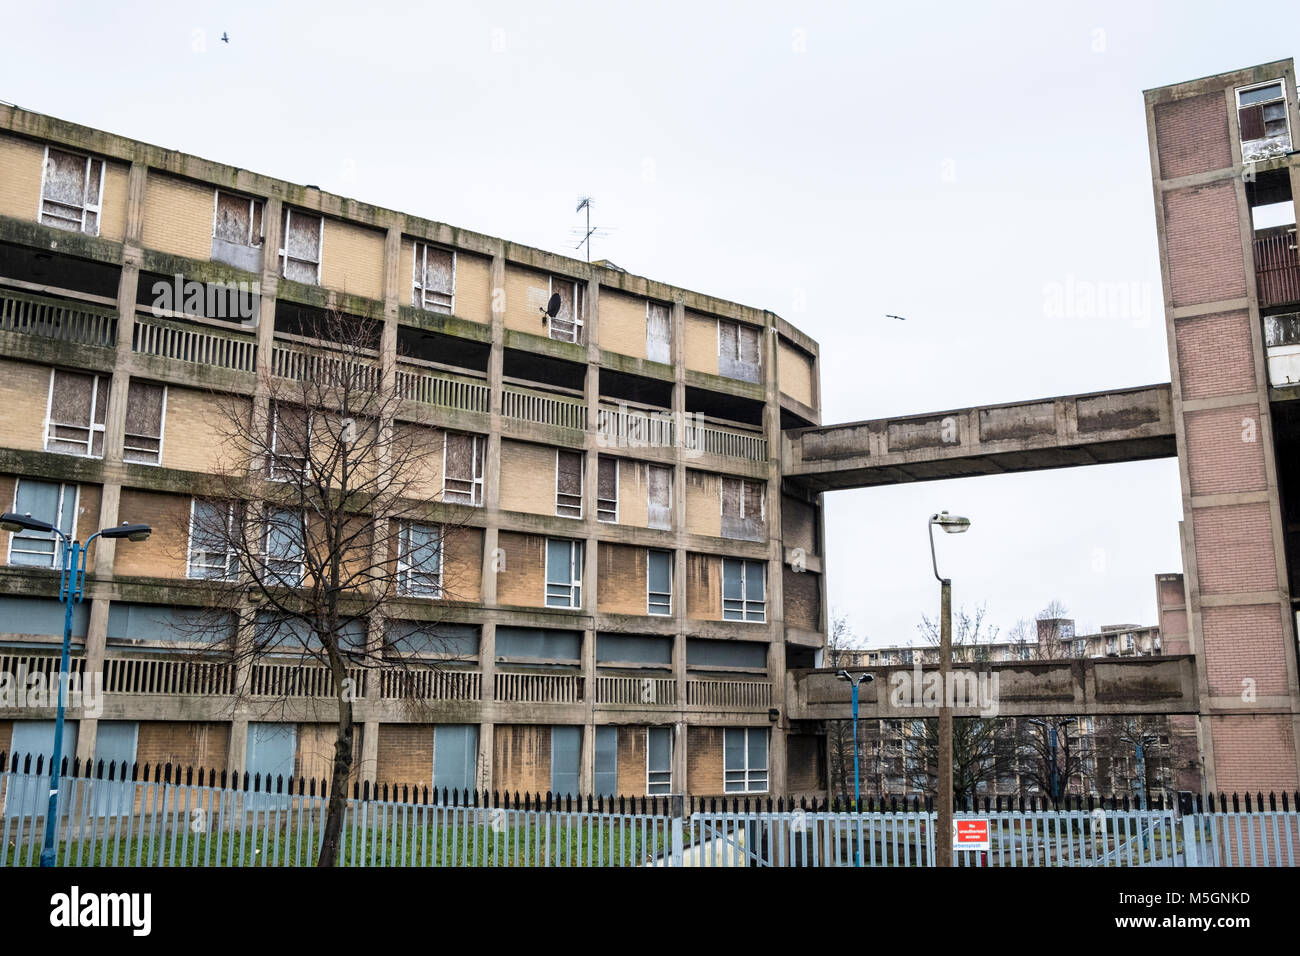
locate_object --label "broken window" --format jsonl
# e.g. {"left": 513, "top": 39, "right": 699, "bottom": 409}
{"left": 413, "top": 241, "right": 455, "bottom": 314}
{"left": 647, "top": 464, "right": 672, "bottom": 530}
{"left": 596, "top": 457, "right": 618, "bottom": 522}
{"left": 397, "top": 521, "right": 443, "bottom": 597}
{"left": 721, "top": 477, "right": 765, "bottom": 541}
{"left": 547, "top": 276, "right": 585, "bottom": 344}
{"left": 556, "top": 450, "right": 583, "bottom": 518}
{"left": 722, "top": 558, "right": 766, "bottom": 622}
{"left": 280, "top": 209, "right": 323, "bottom": 284}
{"left": 123, "top": 380, "right": 166, "bottom": 465}
{"left": 647, "top": 549, "right": 672, "bottom": 615}
{"left": 45, "top": 369, "right": 109, "bottom": 458}
{"left": 443, "top": 432, "right": 485, "bottom": 506}
{"left": 187, "top": 499, "right": 239, "bottom": 580}
{"left": 1237, "top": 80, "right": 1293, "bottom": 161}
{"left": 263, "top": 508, "right": 305, "bottom": 585}
{"left": 41, "top": 148, "right": 104, "bottom": 235}
{"left": 212, "top": 191, "right": 264, "bottom": 270}
{"left": 718, "top": 319, "right": 761, "bottom": 383}
{"left": 545, "top": 538, "right": 583, "bottom": 608}
{"left": 646, "top": 302, "right": 671, "bottom": 363}
{"left": 8, "top": 479, "right": 76, "bottom": 568}
{"left": 268, "top": 403, "right": 310, "bottom": 480}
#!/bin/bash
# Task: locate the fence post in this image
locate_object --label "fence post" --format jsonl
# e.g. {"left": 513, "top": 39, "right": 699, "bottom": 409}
{"left": 1178, "top": 791, "right": 1199, "bottom": 867}
{"left": 671, "top": 794, "right": 685, "bottom": 868}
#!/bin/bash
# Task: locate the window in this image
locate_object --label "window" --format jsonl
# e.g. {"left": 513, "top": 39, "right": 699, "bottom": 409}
{"left": 443, "top": 432, "right": 485, "bottom": 506}
{"left": 551, "top": 726, "right": 581, "bottom": 797}
{"left": 45, "top": 369, "right": 109, "bottom": 458}
{"left": 1236, "top": 80, "right": 1292, "bottom": 161}
{"left": 718, "top": 319, "right": 761, "bottom": 383}
{"left": 187, "top": 499, "right": 239, "bottom": 579}
{"left": 212, "top": 190, "right": 264, "bottom": 270}
{"left": 721, "top": 477, "right": 764, "bottom": 541}
{"left": 397, "top": 521, "right": 443, "bottom": 597}
{"left": 647, "top": 727, "right": 672, "bottom": 795}
{"left": 596, "top": 457, "right": 618, "bottom": 522}
{"left": 647, "top": 549, "right": 672, "bottom": 616}
{"left": 268, "top": 403, "right": 310, "bottom": 480}
{"left": 724, "top": 728, "right": 768, "bottom": 794}
{"left": 413, "top": 241, "right": 455, "bottom": 314}
{"left": 123, "top": 380, "right": 166, "bottom": 465}
{"left": 432, "top": 724, "right": 477, "bottom": 795}
{"left": 722, "top": 559, "right": 766, "bottom": 622}
{"left": 646, "top": 302, "right": 671, "bottom": 363}
{"left": 547, "top": 276, "right": 585, "bottom": 344}
{"left": 7, "top": 480, "right": 76, "bottom": 568}
{"left": 246, "top": 722, "right": 296, "bottom": 807}
{"left": 555, "top": 450, "right": 583, "bottom": 518}
{"left": 595, "top": 726, "right": 618, "bottom": 797}
{"left": 263, "top": 508, "right": 305, "bottom": 586}
{"left": 40, "top": 147, "right": 104, "bottom": 235}
{"left": 647, "top": 465, "right": 672, "bottom": 530}
{"left": 545, "top": 539, "right": 583, "bottom": 608}
{"left": 279, "top": 208, "right": 323, "bottom": 284}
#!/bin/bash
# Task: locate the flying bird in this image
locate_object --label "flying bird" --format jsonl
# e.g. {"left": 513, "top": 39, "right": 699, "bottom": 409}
{"left": 885, "top": 314, "right": 907, "bottom": 321}
{"left": 221, "top": 32, "right": 230, "bottom": 43}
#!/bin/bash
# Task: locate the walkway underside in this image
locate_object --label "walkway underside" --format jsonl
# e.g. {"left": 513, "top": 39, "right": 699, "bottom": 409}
{"left": 783, "top": 384, "right": 1175, "bottom": 491}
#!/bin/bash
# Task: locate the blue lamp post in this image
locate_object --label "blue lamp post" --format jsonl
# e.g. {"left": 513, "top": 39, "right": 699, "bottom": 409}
{"left": 1, "top": 511, "right": 151, "bottom": 868}
{"left": 836, "top": 669, "right": 874, "bottom": 867}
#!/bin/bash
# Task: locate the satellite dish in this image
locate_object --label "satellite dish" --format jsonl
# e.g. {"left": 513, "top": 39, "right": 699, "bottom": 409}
{"left": 541, "top": 292, "right": 562, "bottom": 325}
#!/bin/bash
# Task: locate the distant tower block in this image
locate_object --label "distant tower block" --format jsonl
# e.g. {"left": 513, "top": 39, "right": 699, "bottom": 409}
{"left": 1144, "top": 59, "right": 1300, "bottom": 793}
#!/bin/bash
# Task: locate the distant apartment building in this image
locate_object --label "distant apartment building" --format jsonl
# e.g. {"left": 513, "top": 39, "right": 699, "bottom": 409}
{"left": 0, "top": 106, "right": 829, "bottom": 799}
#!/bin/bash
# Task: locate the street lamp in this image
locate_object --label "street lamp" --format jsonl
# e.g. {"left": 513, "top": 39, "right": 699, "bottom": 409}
{"left": 928, "top": 510, "right": 970, "bottom": 868}
{"left": 836, "top": 669, "right": 874, "bottom": 867}
{"left": 0, "top": 512, "right": 151, "bottom": 867}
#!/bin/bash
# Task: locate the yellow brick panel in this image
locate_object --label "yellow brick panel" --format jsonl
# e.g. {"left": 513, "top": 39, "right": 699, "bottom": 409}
{"left": 495, "top": 531, "right": 547, "bottom": 608}
{"left": 442, "top": 526, "right": 484, "bottom": 604}
{"left": 684, "top": 311, "right": 718, "bottom": 375}
{"left": 115, "top": 489, "right": 190, "bottom": 579}
{"left": 455, "top": 251, "right": 492, "bottom": 325}
{"left": 778, "top": 339, "right": 815, "bottom": 407}
{"left": 141, "top": 174, "right": 213, "bottom": 261}
{"left": 398, "top": 240, "right": 415, "bottom": 306}
{"left": 320, "top": 219, "right": 385, "bottom": 301}
{"left": 499, "top": 440, "right": 561, "bottom": 516}
{"left": 685, "top": 470, "right": 721, "bottom": 537}
{"left": 597, "top": 543, "right": 647, "bottom": 615}
{"left": 296, "top": 723, "right": 364, "bottom": 783}
{"left": 504, "top": 264, "right": 552, "bottom": 334}
{"left": 492, "top": 724, "right": 551, "bottom": 794}
{"left": 686, "top": 552, "right": 721, "bottom": 620}
{"left": 376, "top": 724, "right": 433, "bottom": 785}
{"left": 99, "top": 161, "right": 129, "bottom": 243}
{"left": 617, "top": 460, "right": 648, "bottom": 528}
{"left": 599, "top": 289, "right": 647, "bottom": 359}
{"left": 687, "top": 726, "right": 724, "bottom": 795}
{"left": 161, "top": 388, "right": 248, "bottom": 474}
{"left": 0, "top": 134, "right": 44, "bottom": 221}
{"left": 136, "top": 722, "right": 230, "bottom": 772}
{"left": 0, "top": 360, "right": 51, "bottom": 453}
{"left": 615, "top": 725, "right": 647, "bottom": 797}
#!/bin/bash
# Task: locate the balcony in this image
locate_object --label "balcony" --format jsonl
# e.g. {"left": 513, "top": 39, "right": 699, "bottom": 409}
{"left": 133, "top": 314, "right": 257, "bottom": 374}
{"left": 1255, "top": 226, "right": 1300, "bottom": 309}
{"left": 685, "top": 418, "right": 767, "bottom": 463}
{"left": 493, "top": 670, "right": 585, "bottom": 703}
{"left": 595, "top": 674, "right": 677, "bottom": 706}
{"left": 378, "top": 666, "right": 481, "bottom": 701}
{"left": 502, "top": 382, "right": 587, "bottom": 431}
{"left": 0, "top": 288, "right": 117, "bottom": 349}
{"left": 597, "top": 401, "right": 674, "bottom": 450}
{"left": 685, "top": 678, "right": 773, "bottom": 710}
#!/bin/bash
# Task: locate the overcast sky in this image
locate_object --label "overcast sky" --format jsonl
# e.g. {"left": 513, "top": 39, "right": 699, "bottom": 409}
{"left": 5, "top": 1, "right": 1297, "bottom": 647}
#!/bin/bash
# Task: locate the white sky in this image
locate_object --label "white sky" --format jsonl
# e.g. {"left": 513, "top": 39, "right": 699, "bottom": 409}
{"left": 5, "top": 1, "right": 1296, "bottom": 647}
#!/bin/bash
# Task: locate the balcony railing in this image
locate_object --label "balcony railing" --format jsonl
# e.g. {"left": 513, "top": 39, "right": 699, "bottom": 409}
{"left": 0, "top": 288, "right": 117, "bottom": 348}
{"left": 248, "top": 660, "right": 368, "bottom": 698}
{"left": 502, "top": 384, "right": 588, "bottom": 431}
{"left": 396, "top": 362, "right": 490, "bottom": 414}
{"left": 104, "top": 656, "right": 237, "bottom": 696}
{"left": 133, "top": 315, "right": 257, "bottom": 374}
{"left": 686, "top": 678, "right": 773, "bottom": 710}
{"left": 1255, "top": 227, "right": 1300, "bottom": 309}
{"left": 379, "top": 667, "right": 482, "bottom": 701}
{"left": 494, "top": 671, "right": 585, "bottom": 703}
{"left": 271, "top": 342, "right": 382, "bottom": 392}
{"left": 685, "top": 420, "right": 767, "bottom": 462}
{"left": 595, "top": 675, "right": 677, "bottom": 706}
{"left": 596, "top": 402, "right": 675, "bottom": 450}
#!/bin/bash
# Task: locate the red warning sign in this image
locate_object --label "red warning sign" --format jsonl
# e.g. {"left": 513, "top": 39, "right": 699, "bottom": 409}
{"left": 955, "top": 819, "right": 990, "bottom": 851}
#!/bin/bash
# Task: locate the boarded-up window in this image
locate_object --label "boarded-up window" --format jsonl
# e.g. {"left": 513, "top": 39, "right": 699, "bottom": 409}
{"left": 718, "top": 319, "right": 761, "bottom": 383}
{"left": 647, "top": 465, "right": 672, "bottom": 530}
{"left": 1237, "top": 80, "right": 1292, "bottom": 160}
{"left": 123, "top": 381, "right": 166, "bottom": 465}
{"left": 41, "top": 148, "right": 103, "bottom": 235}
{"left": 46, "top": 370, "right": 109, "bottom": 458}
{"left": 646, "top": 302, "right": 671, "bottom": 363}
{"left": 443, "top": 432, "right": 485, "bottom": 506}
{"left": 268, "top": 403, "right": 310, "bottom": 480}
{"left": 548, "top": 277, "right": 585, "bottom": 343}
{"left": 280, "top": 209, "right": 323, "bottom": 284}
{"left": 214, "top": 191, "right": 264, "bottom": 246}
{"left": 648, "top": 549, "right": 672, "bottom": 615}
{"left": 597, "top": 457, "right": 618, "bottom": 522}
{"left": 556, "top": 450, "right": 583, "bottom": 518}
{"left": 413, "top": 241, "right": 455, "bottom": 313}
{"left": 721, "top": 477, "right": 764, "bottom": 541}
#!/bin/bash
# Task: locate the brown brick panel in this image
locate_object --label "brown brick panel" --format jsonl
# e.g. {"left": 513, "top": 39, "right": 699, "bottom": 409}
{"left": 783, "top": 566, "right": 820, "bottom": 631}
{"left": 495, "top": 532, "right": 548, "bottom": 608}
{"left": 1163, "top": 182, "right": 1247, "bottom": 308}
{"left": 686, "top": 552, "right": 721, "bottom": 620}
{"left": 115, "top": 489, "right": 190, "bottom": 578}
{"left": 1208, "top": 714, "right": 1299, "bottom": 795}
{"left": 1174, "top": 311, "right": 1258, "bottom": 400}
{"left": 687, "top": 725, "right": 723, "bottom": 794}
{"left": 375, "top": 723, "right": 433, "bottom": 786}
{"left": 598, "top": 543, "right": 648, "bottom": 615}
{"left": 787, "top": 734, "right": 825, "bottom": 792}
{"left": 493, "top": 723, "right": 551, "bottom": 794}
{"left": 135, "top": 721, "right": 230, "bottom": 773}
{"left": 1154, "top": 92, "right": 1232, "bottom": 180}
{"left": 1193, "top": 502, "right": 1279, "bottom": 593}
{"left": 1184, "top": 406, "right": 1267, "bottom": 496}
{"left": 615, "top": 724, "right": 647, "bottom": 797}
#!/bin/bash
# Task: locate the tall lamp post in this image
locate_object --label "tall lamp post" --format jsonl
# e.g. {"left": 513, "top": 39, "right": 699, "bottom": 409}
{"left": 1, "top": 511, "right": 151, "bottom": 868}
{"left": 836, "top": 669, "right": 874, "bottom": 867}
{"left": 928, "top": 510, "right": 970, "bottom": 868}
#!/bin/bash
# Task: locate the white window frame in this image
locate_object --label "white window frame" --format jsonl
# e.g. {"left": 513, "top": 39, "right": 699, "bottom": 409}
{"left": 412, "top": 240, "right": 456, "bottom": 314}
{"left": 262, "top": 508, "right": 305, "bottom": 586}
{"left": 43, "top": 368, "right": 108, "bottom": 460}
{"left": 441, "top": 432, "right": 485, "bottom": 506}
{"left": 122, "top": 381, "right": 168, "bottom": 467}
{"left": 722, "top": 558, "right": 766, "bottom": 623}
{"left": 555, "top": 449, "right": 584, "bottom": 519}
{"left": 7, "top": 479, "right": 78, "bottom": 568}
{"left": 186, "top": 499, "right": 239, "bottom": 580}
{"left": 268, "top": 404, "right": 310, "bottom": 481}
{"left": 723, "top": 728, "right": 768, "bottom": 794}
{"left": 212, "top": 189, "right": 265, "bottom": 247}
{"left": 596, "top": 457, "right": 619, "bottom": 523}
{"left": 396, "top": 520, "right": 444, "bottom": 597}
{"left": 544, "top": 538, "right": 583, "bottom": 608}
{"left": 646, "top": 727, "right": 673, "bottom": 795}
{"left": 647, "top": 549, "right": 673, "bottom": 616}
{"left": 279, "top": 209, "right": 324, "bottom": 284}
{"left": 39, "top": 146, "right": 104, "bottom": 236}
{"left": 1235, "top": 78, "right": 1292, "bottom": 148}
{"left": 547, "top": 275, "right": 585, "bottom": 344}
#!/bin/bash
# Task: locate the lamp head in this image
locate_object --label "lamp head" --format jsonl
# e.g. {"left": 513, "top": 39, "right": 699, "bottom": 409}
{"left": 932, "top": 511, "right": 971, "bottom": 534}
{"left": 101, "top": 522, "right": 152, "bottom": 542}
{"left": 0, "top": 511, "right": 55, "bottom": 535}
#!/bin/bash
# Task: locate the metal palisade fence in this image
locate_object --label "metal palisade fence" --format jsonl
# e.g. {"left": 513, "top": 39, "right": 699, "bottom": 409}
{"left": 2, "top": 754, "right": 1299, "bottom": 867}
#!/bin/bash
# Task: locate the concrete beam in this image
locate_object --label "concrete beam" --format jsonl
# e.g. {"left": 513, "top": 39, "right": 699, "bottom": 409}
{"left": 783, "top": 384, "right": 1176, "bottom": 491}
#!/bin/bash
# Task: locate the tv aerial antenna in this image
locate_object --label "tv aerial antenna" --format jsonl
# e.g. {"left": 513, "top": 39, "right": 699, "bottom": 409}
{"left": 570, "top": 196, "right": 612, "bottom": 262}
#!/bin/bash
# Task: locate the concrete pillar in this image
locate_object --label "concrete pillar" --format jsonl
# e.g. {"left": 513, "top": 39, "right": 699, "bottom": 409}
{"left": 764, "top": 313, "right": 787, "bottom": 795}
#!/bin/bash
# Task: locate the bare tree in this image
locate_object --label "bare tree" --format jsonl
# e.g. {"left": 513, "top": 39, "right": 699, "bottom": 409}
{"left": 918, "top": 602, "right": 998, "bottom": 662}
{"left": 178, "top": 307, "right": 473, "bottom": 865}
{"left": 1089, "top": 715, "right": 1190, "bottom": 801}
